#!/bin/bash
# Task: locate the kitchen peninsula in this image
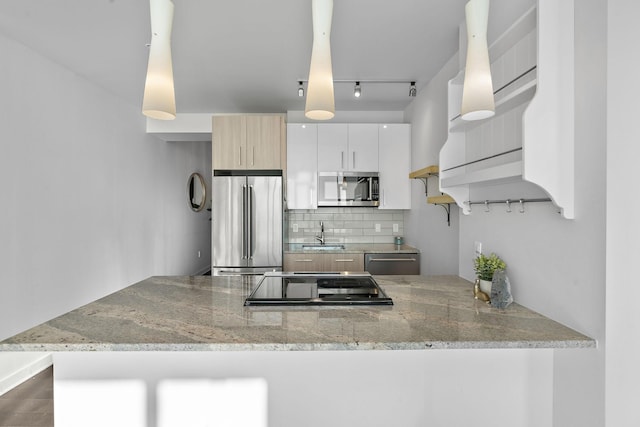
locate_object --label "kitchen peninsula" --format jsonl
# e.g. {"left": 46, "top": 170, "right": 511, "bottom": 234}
{"left": 1, "top": 275, "right": 592, "bottom": 351}
{"left": 0, "top": 275, "right": 594, "bottom": 427}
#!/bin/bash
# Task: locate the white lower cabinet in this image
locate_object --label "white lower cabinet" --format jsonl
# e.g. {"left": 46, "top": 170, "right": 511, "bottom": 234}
{"left": 378, "top": 124, "right": 411, "bottom": 209}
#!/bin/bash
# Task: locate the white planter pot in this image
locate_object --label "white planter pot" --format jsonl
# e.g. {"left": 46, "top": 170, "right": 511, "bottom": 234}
{"left": 479, "top": 279, "right": 492, "bottom": 295}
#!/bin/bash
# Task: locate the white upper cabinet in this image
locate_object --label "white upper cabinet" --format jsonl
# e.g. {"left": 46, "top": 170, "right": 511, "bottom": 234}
{"left": 378, "top": 124, "right": 411, "bottom": 210}
{"left": 317, "top": 124, "right": 379, "bottom": 172}
{"left": 347, "top": 124, "right": 379, "bottom": 171}
{"left": 288, "top": 122, "right": 411, "bottom": 210}
{"left": 317, "top": 124, "right": 348, "bottom": 172}
{"left": 286, "top": 124, "right": 318, "bottom": 210}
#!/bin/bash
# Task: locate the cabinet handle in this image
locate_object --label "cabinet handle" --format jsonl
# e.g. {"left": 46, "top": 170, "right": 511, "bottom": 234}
{"left": 251, "top": 146, "right": 255, "bottom": 166}
{"left": 335, "top": 259, "right": 354, "bottom": 262}
{"left": 352, "top": 152, "right": 356, "bottom": 169}
{"left": 238, "top": 146, "right": 242, "bottom": 166}
{"left": 295, "top": 259, "right": 314, "bottom": 262}
{"left": 341, "top": 151, "right": 344, "bottom": 169}
{"left": 369, "top": 258, "right": 417, "bottom": 262}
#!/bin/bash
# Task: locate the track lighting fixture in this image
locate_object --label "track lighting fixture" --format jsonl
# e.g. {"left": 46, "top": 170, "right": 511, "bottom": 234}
{"left": 297, "top": 79, "right": 418, "bottom": 100}
{"left": 354, "top": 81, "right": 361, "bottom": 98}
{"left": 409, "top": 82, "right": 417, "bottom": 97}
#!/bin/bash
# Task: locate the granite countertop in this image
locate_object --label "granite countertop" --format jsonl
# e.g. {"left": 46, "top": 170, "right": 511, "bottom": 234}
{"left": 285, "top": 243, "right": 420, "bottom": 254}
{"left": 0, "top": 275, "right": 595, "bottom": 352}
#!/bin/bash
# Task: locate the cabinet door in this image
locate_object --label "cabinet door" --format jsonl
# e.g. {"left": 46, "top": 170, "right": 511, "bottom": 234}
{"left": 347, "top": 124, "right": 379, "bottom": 171}
{"left": 247, "top": 116, "right": 282, "bottom": 169}
{"left": 283, "top": 253, "right": 324, "bottom": 272}
{"left": 378, "top": 124, "right": 411, "bottom": 209}
{"left": 212, "top": 116, "right": 246, "bottom": 169}
{"left": 324, "top": 254, "right": 364, "bottom": 272}
{"left": 286, "top": 124, "right": 318, "bottom": 209}
{"left": 317, "top": 124, "right": 348, "bottom": 172}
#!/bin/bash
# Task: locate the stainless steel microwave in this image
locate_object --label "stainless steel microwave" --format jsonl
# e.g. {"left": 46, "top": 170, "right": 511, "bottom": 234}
{"left": 317, "top": 172, "right": 380, "bottom": 207}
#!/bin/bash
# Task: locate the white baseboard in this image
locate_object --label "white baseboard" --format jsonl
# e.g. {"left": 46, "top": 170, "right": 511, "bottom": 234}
{"left": 0, "top": 353, "right": 53, "bottom": 396}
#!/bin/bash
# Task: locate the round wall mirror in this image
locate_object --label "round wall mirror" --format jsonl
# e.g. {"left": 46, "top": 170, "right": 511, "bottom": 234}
{"left": 187, "top": 172, "right": 207, "bottom": 212}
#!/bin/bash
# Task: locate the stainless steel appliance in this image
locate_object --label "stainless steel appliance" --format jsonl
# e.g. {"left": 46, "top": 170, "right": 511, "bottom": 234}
{"left": 244, "top": 272, "right": 393, "bottom": 306}
{"left": 364, "top": 253, "right": 420, "bottom": 275}
{"left": 317, "top": 172, "right": 379, "bottom": 207}
{"left": 212, "top": 170, "right": 282, "bottom": 275}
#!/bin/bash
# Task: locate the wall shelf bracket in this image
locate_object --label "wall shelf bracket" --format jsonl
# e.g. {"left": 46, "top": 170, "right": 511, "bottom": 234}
{"left": 434, "top": 202, "right": 452, "bottom": 227}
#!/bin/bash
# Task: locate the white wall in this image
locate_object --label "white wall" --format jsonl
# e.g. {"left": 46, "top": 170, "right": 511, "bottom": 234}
{"left": 53, "top": 350, "right": 554, "bottom": 427}
{"left": 403, "top": 55, "right": 460, "bottom": 275}
{"left": 406, "top": 1, "right": 607, "bottom": 425}
{"left": 606, "top": 0, "right": 640, "bottom": 425}
{"left": 0, "top": 32, "right": 211, "bottom": 368}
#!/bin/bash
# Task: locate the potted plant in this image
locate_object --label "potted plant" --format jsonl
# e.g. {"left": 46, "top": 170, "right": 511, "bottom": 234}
{"left": 474, "top": 253, "right": 506, "bottom": 295}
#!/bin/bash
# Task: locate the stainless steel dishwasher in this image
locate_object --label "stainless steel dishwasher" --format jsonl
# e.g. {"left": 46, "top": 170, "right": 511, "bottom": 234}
{"left": 364, "top": 253, "right": 420, "bottom": 275}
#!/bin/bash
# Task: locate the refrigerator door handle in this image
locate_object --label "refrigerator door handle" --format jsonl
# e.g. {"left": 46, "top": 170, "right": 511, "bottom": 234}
{"left": 248, "top": 185, "right": 254, "bottom": 258}
{"left": 242, "top": 185, "right": 248, "bottom": 259}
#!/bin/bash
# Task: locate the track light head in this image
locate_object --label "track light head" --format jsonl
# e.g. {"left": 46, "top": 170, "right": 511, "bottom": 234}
{"left": 409, "top": 82, "right": 417, "bottom": 97}
{"left": 298, "top": 81, "right": 304, "bottom": 97}
{"left": 354, "top": 81, "right": 361, "bottom": 98}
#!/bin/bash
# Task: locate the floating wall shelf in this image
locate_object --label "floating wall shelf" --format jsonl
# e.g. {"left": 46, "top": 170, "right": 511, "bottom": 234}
{"left": 410, "top": 165, "right": 454, "bottom": 226}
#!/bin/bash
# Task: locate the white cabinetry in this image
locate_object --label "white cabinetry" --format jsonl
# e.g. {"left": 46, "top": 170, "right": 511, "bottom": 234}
{"left": 439, "top": 0, "right": 574, "bottom": 219}
{"left": 317, "top": 124, "right": 378, "bottom": 172}
{"left": 286, "top": 124, "right": 318, "bottom": 210}
{"left": 379, "top": 124, "right": 411, "bottom": 210}
{"left": 317, "top": 124, "right": 347, "bottom": 171}
{"left": 287, "top": 122, "right": 411, "bottom": 210}
{"left": 347, "top": 124, "right": 379, "bottom": 171}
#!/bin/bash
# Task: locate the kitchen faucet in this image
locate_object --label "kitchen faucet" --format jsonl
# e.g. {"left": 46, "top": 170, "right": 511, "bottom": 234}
{"left": 315, "top": 221, "right": 325, "bottom": 245}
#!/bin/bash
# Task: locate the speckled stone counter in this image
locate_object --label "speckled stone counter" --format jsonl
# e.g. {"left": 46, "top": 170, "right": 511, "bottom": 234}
{"left": 0, "top": 275, "right": 594, "bottom": 352}
{"left": 284, "top": 243, "right": 420, "bottom": 254}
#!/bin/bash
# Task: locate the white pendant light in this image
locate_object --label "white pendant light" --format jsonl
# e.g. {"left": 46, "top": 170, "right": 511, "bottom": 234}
{"left": 142, "top": 0, "right": 176, "bottom": 120}
{"left": 305, "top": 0, "right": 335, "bottom": 121}
{"left": 461, "top": 0, "right": 495, "bottom": 121}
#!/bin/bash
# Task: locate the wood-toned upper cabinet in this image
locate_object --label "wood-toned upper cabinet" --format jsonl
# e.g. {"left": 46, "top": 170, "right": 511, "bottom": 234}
{"left": 246, "top": 116, "right": 283, "bottom": 169}
{"left": 213, "top": 115, "right": 284, "bottom": 170}
{"left": 212, "top": 116, "right": 246, "bottom": 169}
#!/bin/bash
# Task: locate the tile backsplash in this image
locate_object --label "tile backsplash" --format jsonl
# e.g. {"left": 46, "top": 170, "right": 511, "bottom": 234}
{"left": 285, "top": 208, "right": 405, "bottom": 244}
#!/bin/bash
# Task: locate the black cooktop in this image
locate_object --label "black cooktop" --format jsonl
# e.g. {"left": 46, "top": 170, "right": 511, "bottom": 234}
{"left": 244, "top": 272, "right": 393, "bottom": 306}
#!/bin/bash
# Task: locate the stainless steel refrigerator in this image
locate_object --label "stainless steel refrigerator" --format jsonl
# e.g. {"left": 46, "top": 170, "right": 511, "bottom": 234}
{"left": 212, "top": 170, "right": 283, "bottom": 275}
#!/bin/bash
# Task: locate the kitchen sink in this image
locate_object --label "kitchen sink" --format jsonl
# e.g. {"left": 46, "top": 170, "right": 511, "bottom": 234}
{"left": 302, "top": 244, "right": 345, "bottom": 251}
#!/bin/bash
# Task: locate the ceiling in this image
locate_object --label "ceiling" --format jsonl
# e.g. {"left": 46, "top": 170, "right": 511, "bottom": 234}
{"left": 0, "top": 0, "right": 535, "bottom": 116}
